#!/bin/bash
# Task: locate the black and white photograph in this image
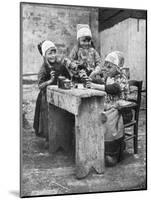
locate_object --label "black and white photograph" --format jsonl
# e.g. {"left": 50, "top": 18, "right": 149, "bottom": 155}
{"left": 20, "top": 2, "right": 147, "bottom": 198}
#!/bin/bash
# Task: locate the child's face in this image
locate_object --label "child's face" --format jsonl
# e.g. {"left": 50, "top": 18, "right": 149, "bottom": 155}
{"left": 45, "top": 48, "right": 56, "bottom": 64}
{"left": 104, "top": 61, "right": 119, "bottom": 77}
{"left": 79, "top": 36, "right": 91, "bottom": 49}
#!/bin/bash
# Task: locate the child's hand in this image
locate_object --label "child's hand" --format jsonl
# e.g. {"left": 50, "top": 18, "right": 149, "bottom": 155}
{"left": 85, "top": 81, "right": 92, "bottom": 89}
{"left": 50, "top": 71, "right": 55, "bottom": 80}
{"left": 106, "top": 77, "right": 115, "bottom": 85}
{"left": 47, "top": 71, "right": 55, "bottom": 84}
{"left": 79, "top": 69, "right": 87, "bottom": 78}
{"left": 72, "top": 62, "right": 78, "bottom": 71}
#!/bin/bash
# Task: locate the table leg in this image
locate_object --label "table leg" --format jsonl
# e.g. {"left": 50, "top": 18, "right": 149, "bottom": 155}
{"left": 75, "top": 96, "right": 105, "bottom": 179}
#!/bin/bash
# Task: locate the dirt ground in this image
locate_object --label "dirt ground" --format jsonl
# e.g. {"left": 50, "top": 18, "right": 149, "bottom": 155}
{"left": 21, "top": 83, "right": 147, "bottom": 197}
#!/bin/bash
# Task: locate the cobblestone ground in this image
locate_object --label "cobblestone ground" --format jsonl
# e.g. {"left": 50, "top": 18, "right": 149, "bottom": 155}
{"left": 21, "top": 83, "right": 146, "bottom": 197}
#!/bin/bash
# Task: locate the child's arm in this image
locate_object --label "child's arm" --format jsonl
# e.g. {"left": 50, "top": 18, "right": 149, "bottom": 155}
{"left": 88, "top": 82, "right": 105, "bottom": 91}
{"left": 59, "top": 56, "right": 78, "bottom": 77}
{"left": 94, "top": 50, "right": 102, "bottom": 73}
{"left": 68, "top": 45, "right": 78, "bottom": 61}
{"left": 38, "top": 67, "right": 55, "bottom": 90}
{"left": 118, "top": 72, "right": 130, "bottom": 99}
{"left": 89, "top": 50, "right": 102, "bottom": 79}
{"left": 87, "top": 81, "right": 121, "bottom": 95}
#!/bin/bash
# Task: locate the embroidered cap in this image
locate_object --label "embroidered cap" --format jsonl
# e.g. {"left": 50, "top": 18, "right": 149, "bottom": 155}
{"left": 77, "top": 24, "right": 92, "bottom": 40}
{"left": 105, "top": 51, "right": 124, "bottom": 68}
{"left": 41, "top": 40, "right": 57, "bottom": 56}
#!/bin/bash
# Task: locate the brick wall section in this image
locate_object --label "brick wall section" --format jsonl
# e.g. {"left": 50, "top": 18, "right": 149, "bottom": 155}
{"left": 21, "top": 4, "right": 99, "bottom": 73}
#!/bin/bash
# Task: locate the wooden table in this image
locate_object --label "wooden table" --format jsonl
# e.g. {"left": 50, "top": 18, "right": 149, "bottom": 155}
{"left": 47, "top": 85, "right": 106, "bottom": 179}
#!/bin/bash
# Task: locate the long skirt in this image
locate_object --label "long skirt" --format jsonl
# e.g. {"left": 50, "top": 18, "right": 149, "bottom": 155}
{"left": 105, "top": 137, "right": 125, "bottom": 162}
{"left": 103, "top": 108, "right": 125, "bottom": 161}
{"left": 33, "top": 90, "right": 49, "bottom": 140}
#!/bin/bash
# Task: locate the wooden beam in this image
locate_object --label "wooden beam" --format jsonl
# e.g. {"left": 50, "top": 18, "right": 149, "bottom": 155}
{"left": 99, "top": 10, "right": 129, "bottom": 31}
{"left": 99, "top": 9, "right": 147, "bottom": 31}
{"left": 99, "top": 8, "right": 123, "bottom": 22}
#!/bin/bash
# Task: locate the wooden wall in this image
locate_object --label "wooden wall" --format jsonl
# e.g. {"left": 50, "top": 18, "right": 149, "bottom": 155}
{"left": 100, "top": 18, "right": 146, "bottom": 88}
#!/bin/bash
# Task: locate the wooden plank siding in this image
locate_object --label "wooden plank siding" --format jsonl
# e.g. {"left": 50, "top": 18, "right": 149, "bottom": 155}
{"left": 99, "top": 9, "right": 146, "bottom": 89}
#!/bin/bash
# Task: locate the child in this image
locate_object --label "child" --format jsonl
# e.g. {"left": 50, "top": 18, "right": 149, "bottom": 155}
{"left": 69, "top": 24, "right": 103, "bottom": 83}
{"left": 87, "top": 51, "right": 130, "bottom": 166}
{"left": 33, "top": 40, "right": 72, "bottom": 147}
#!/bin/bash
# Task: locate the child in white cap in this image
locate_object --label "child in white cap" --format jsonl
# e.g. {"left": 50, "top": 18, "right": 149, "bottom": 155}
{"left": 33, "top": 40, "right": 73, "bottom": 147}
{"left": 69, "top": 24, "right": 103, "bottom": 83}
{"left": 87, "top": 51, "right": 131, "bottom": 166}
{"left": 88, "top": 51, "right": 129, "bottom": 103}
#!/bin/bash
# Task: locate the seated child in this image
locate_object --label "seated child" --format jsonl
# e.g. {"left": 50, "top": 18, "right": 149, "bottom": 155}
{"left": 69, "top": 24, "right": 103, "bottom": 83}
{"left": 87, "top": 51, "right": 130, "bottom": 166}
{"left": 33, "top": 40, "right": 73, "bottom": 147}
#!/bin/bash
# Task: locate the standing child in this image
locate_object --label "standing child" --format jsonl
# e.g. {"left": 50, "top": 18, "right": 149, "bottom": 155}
{"left": 69, "top": 24, "right": 103, "bottom": 83}
{"left": 33, "top": 40, "right": 71, "bottom": 147}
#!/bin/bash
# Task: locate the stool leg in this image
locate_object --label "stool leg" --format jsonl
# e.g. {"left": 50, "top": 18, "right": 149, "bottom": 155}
{"left": 134, "top": 123, "right": 138, "bottom": 154}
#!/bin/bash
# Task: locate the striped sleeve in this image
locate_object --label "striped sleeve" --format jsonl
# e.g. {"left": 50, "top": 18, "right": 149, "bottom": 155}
{"left": 69, "top": 45, "right": 78, "bottom": 61}
{"left": 94, "top": 49, "right": 102, "bottom": 74}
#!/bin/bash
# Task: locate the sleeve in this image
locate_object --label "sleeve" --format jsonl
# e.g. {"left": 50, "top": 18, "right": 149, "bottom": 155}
{"left": 38, "top": 66, "right": 46, "bottom": 85}
{"left": 59, "top": 56, "right": 79, "bottom": 77}
{"left": 94, "top": 50, "right": 102, "bottom": 74}
{"left": 37, "top": 66, "right": 50, "bottom": 90}
{"left": 60, "top": 56, "right": 72, "bottom": 71}
{"left": 119, "top": 73, "right": 130, "bottom": 98}
{"left": 69, "top": 45, "right": 78, "bottom": 61}
{"left": 57, "top": 56, "right": 71, "bottom": 78}
{"left": 54, "top": 56, "right": 71, "bottom": 79}
{"left": 92, "top": 78, "right": 105, "bottom": 85}
{"left": 105, "top": 83, "right": 121, "bottom": 95}
{"left": 61, "top": 64, "right": 71, "bottom": 79}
